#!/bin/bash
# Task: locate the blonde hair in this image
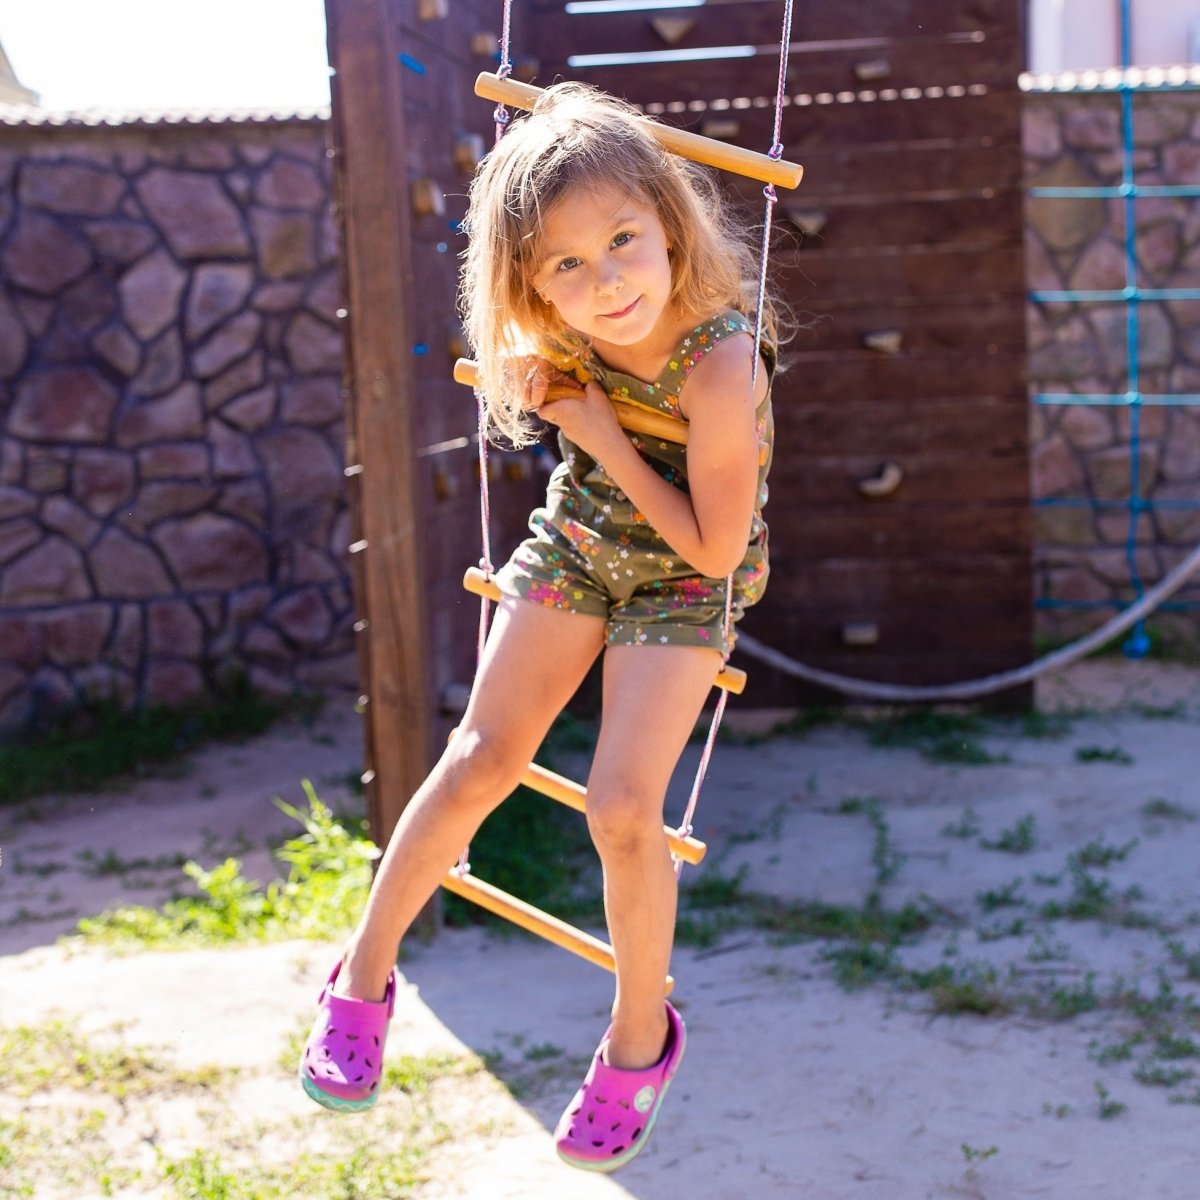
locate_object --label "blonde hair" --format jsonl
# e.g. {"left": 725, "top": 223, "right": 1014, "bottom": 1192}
{"left": 459, "top": 82, "right": 782, "bottom": 447}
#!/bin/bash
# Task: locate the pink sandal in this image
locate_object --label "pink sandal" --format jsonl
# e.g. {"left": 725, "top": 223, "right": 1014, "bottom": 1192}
{"left": 554, "top": 1002, "right": 686, "bottom": 1172}
{"left": 299, "top": 960, "right": 396, "bottom": 1112}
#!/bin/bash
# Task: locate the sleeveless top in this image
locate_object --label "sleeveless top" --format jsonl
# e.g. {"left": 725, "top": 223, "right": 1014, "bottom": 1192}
{"left": 544, "top": 308, "right": 773, "bottom": 607}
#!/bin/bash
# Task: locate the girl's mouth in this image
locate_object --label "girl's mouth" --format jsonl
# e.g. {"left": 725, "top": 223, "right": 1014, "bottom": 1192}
{"left": 600, "top": 297, "right": 639, "bottom": 320}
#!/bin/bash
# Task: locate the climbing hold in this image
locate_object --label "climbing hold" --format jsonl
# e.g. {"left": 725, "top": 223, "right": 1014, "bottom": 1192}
{"left": 453, "top": 132, "right": 486, "bottom": 175}
{"left": 471, "top": 31, "right": 500, "bottom": 56}
{"left": 650, "top": 17, "right": 696, "bottom": 45}
{"left": 783, "top": 207, "right": 828, "bottom": 237}
{"left": 856, "top": 462, "right": 904, "bottom": 498}
{"left": 854, "top": 59, "right": 891, "bottom": 81}
{"left": 841, "top": 622, "right": 880, "bottom": 647}
{"left": 417, "top": 0, "right": 448, "bottom": 18}
{"left": 863, "top": 329, "right": 903, "bottom": 355}
{"left": 411, "top": 178, "right": 445, "bottom": 218}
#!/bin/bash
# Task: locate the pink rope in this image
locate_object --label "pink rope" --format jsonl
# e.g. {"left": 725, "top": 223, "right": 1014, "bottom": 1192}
{"left": 673, "top": 0, "right": 794, "bottom": 874}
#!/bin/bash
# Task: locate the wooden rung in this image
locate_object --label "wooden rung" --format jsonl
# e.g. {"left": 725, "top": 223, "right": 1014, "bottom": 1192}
{"left": 474, "top": 72, "right": 804, "bottom": 191}
{"left": 442, "top": 868, "right": 674, "bottom": 992}
{"left": 453, "top": 357, "right": 688, "bottom": 446}
{"left": 463, "top": 567, "right": 747, "bottom": 695}
{"left": 523, "top": 762, "right": 707, "bottom": 866}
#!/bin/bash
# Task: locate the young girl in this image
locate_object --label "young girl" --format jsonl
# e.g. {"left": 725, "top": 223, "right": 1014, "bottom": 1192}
{"left": 300, "top": 81, "right": 779, "bottom": 1173}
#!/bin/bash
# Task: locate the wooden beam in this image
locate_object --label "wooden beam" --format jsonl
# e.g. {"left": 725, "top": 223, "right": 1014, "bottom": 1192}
{"left": 474, "top": 71, "right": 804, "bottom": 190}
{"left": 326, "top": 0, "right": 434, "bottom": 850}
{"left": 442, "top": 868, "right": 674, "bottom": 993}
{"left": 453, "top": 357, "right": 689, "bottom": 445}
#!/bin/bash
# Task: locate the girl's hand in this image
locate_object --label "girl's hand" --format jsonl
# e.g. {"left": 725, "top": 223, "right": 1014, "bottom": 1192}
{"left": 515, "top": 358, "right": 577, "bottom": 412}
{"left": 536, "top": 379, "right": 622, "bottom": 460}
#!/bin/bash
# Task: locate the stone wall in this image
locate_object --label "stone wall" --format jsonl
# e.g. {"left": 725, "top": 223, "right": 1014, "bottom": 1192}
{"left": 0, "top": 116, "right": 355, "bottom": 734}
{"left": 1025, "top": 88, "right": 1200, "bottom": 649}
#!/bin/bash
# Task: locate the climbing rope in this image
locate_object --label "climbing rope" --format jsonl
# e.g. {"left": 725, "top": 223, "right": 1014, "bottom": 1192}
{"left": 735, "top": 540, "right": 1200, "bottom": 703}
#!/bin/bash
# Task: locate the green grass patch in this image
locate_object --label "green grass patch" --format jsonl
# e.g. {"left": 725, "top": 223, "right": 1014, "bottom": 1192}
{"left": 0, "top": 674, "right": 306, "bottom": 805}
{"left": 1074, "top": 745, "right": 1134, "bottom": 765}
{"left": 980, "top": 814, "right": 1038, "bottom": 854}
{"left": 865, "top": 710, "right": 1008, "bottom": 766}
{"left": 76, "top": 782, "right": 377, "bottom": 948}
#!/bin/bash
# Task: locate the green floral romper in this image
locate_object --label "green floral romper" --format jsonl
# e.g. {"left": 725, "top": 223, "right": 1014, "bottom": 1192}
{"left": 496, "top": 309, "right": 773, "bottom": 654}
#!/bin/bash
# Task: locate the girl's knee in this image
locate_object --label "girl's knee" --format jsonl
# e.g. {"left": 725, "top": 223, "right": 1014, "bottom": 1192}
{"left": 585, "top": 782, "right": 664, "bottom": 855}
{"left": 440, "top": 729, "right": 528, "bottom": 811}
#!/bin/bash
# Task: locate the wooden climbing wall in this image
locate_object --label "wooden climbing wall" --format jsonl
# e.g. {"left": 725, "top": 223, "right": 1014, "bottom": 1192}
{"left": 529, "top": 0, "right": 1034, "bottom": 702}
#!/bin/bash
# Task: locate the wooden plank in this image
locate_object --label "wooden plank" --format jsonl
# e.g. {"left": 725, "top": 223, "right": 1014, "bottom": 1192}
{"left": 780, "top": 245, "right": 1027, "bottom": 300}
{"left": 767, "top": 193, "right": 1026, "bottom": 257}
{"left": 770, "top": 448, "right": 1029, "bottom": 505}
{"left": 780, "top": 506, "right": 1032, "bottom": 558}
{"left": 790, "top": 400, "right": 1028, "bottom": 456}
{"left": 786, "top": 300, "right": 1027, "bottom": 354}
{"left": 327, "top": 0, "right": 435, "bottom": 848}
{"left": 531, "top": 0, "right": 1017, "bottom": 41}
{"left": 535, "top": 37, "right": 1025, "bottom": 104}
{"left": 771, "top": 352, "right": 1026, "bottom": 402}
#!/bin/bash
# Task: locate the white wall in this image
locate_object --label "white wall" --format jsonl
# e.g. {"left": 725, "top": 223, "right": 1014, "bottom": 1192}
{"left": 1029, "top": 0, "right": 1200, "bottom": 71}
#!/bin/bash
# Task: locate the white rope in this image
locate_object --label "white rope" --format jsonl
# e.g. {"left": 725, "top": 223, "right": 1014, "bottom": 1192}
{"left": 734, "top": 541, "right": 1200, "bottom": 702}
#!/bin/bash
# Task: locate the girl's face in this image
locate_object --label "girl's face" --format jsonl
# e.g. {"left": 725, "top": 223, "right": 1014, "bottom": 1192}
{"left": 529, "top": 184, "right": 674, "bottom": 351}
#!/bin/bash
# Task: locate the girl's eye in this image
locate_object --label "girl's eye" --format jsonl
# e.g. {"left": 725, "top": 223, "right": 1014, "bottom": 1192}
{"left": 557, "top": 256, "right": 582, "bottom": 273}
{"left": 612, "top": 231, "right": 634, "bottom": 248}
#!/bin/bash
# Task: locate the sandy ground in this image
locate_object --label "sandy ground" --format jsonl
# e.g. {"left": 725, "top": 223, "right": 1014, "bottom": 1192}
{"left": 1, "top": 658, "right": 1199, "bottom": 1199}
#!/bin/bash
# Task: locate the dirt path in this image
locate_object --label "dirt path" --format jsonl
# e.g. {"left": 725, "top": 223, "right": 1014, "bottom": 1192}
{"left": 1, "top": 659, "right": 1198, "bottom": 1198}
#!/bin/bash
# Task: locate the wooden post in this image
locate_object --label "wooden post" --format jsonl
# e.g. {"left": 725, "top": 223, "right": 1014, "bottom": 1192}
{"left": 325, "top": 0, "right": 434, "bottom": 854}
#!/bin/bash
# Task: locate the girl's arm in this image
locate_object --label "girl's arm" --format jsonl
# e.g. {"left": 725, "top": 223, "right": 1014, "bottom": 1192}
{"left": 537, "top": 334, "right": 765, "bottom": 578}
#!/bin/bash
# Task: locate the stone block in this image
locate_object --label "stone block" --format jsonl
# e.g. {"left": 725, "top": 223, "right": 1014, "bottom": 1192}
{"left": 250, "top": 208, "right": 317, "bottom": 279}
{"left": 284, "top": 542, "right": 342, "bottom": 585}
{"left": 192, "top": 311, "right": 263, "bottom": 378}
{"left": 1067, "top": 237, "right": 1125, "bottom": 293}
{"left": 256, "top": 426, "right": 344, "bottom": 515}
{"left": 1, "top": 536, "right": 90, "bottom": 605}
{"left": 1058, "top": 404, "right": 1113, "bottom": 452}
{"left": 243, "top": 622, "right": 291, "bottom": 660}
{"left": 136, "top": 442, "right": 211, "bottom": 480}
{"left": 1033, "top": 504, "right": 1095, "bottom": 547}
{"left": 0, "top": 614, "right": 44, "bottom": 669}
{"left": 41, "top": 604, "right": 114, "bottom": 666}
{"left": 280, "top": 376, "right": 342, "bottom": 425}
{"left": 220, "top": 384, "right": 276, "bottom": 431}
{"left": 1163, "top": 142, "right": 1200, "bottom": 183}
{"left": 10, "top": 366, "right": 119, "bottom": 443}
{"left": 1087, "top": 444, "right": 1158, "bottom": 500}
{"left": 21, "top": 160, "right": 125, "bottom": 217}
{"left": 1136, "top": 222, "right": 1182, "bottom": 282}
{"left": 1062, "top": 103, "right": 1120, "bottom": 150}
{"left": 0, "top": 484, "right": 36, "bottom": 521}
{"left": 135, "top": 168, "right": 251, "bottom": 260}
{"left": 304, "top": 271, "right": 341, "bottom": 323}
{"left": 91, "top": 323, "right": 142, "bottom": 377}
{"left": 131, "top": 327, "right": 184, "bottom": 398}
{"left": 0, "top": 288, "right": 29, "bottom": 379}
{"left": 1095, "top": 510, "right": 1154, "bottom": 544}
{"left": 1134, "top": 100, "right": 1192, "bottom": 147}
{"left": 1161, "top": 412, "right": 1200, "bottom": 482}
{"left": 122, "top": 481, "right": 219, "bottom": 536}
{"left": 144, "top": 658, "right": 207, "bottom": 707}
{"left": 90, "top": 527, "right": 174, "bottom": 597}
{"left": 153, "top": 512, "right": 269, "bottom": 590}
{"left": 42, "top": 496, "right": 102, "bottom": 545}
{"left": 186, "top": 264, "right": 255, "bottom": 341}
{"left": 111, "top": 603, "right": 143, "bottom": 670}
{"left": 73, "top": 448, "right": 136, "bottom": 517}
{"left": 210, "top": 423, "right": 258, "bottom": 478}
{"left": 116, "top": 381, "right": 204, "bottom": 447}
{"left": 205, "top": 351, "right": 266, "bottom": 409}
{"left": 254, "top": 157, "right": 324, "bottom": 211}
{"left": 214, "top": 480, "right": 269, "bottom": 530}
{"left": 252, "top": 281, "right": 306, "bottom": 313}
{"left": 119, "top": 247, "right": 188, "bottom": 340}
{"left": 2, "top": 210, "right": 93, "bottom": 294}
{"left": 83, "top": 218, "right": 158, "bottom": 266}
{"left": 1022, "top": 103, "right": 1061, "bottom": 159}
{"left": 297, "top": 651, "right": 359, "bottom": 690}
{"left": 283, "top": 311, "right": 341, "bottom": 374}
{"left": 14, "top": 294, "right": 54, "bottom": 337}
{"left": 147, "top": 599, "right": 205, "bottom": 657}
{"left": 268, "top": 587, "right": 332, "bottom": 648}
{"left": 0, "top": 516, "right": 39, "bottom": 565}
{"left": 181, "top": 142, "right": 237, "bottom": 171}
{"left": 1152, "top": 481, "right": 1200, "bottom": 544}
{"left": 1032, "top": 434, "right": 1084, "bottom": 498}
{"left": 25, "top": 447, "right": 71, "bottom": 493}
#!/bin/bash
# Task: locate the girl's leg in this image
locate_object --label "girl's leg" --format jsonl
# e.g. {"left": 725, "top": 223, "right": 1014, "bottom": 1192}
{"left": 335, "top": 597, "right": 606, "bottom": 1001}
{"left": 585, "top": 643, "right": 722, "bottom": 1069}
